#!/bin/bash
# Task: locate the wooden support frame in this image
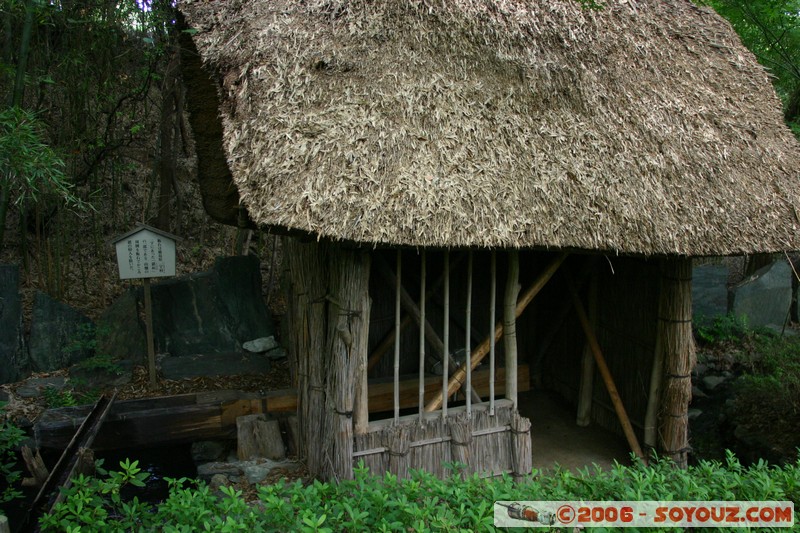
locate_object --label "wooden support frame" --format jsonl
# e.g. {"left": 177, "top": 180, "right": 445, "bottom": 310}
{"left": 425, "top": 252, "right": 568, "bottom": 412}
{"left": 567, "top": 276, "right": 645, "bottom": 461}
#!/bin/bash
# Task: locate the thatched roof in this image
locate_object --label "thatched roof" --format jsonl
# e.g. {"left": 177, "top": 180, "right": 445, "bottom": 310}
{"left": 180, "top": 0, "right": 800, "bottom": 255}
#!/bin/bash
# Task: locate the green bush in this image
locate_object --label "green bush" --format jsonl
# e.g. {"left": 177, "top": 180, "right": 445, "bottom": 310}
{"left": 41, "top": 453, "right": 800, "bottom": 532}
{"left": 0, "top": 404, "right": 25, "bottom": 505}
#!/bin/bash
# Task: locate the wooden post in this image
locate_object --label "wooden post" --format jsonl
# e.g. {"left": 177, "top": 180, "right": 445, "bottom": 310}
{"left": 504, "top": 251, "right": 521, "bottom": 408}
{"left": 425, "top": 253, "right": 567, "bottom": 412}
{"left": 355, "top": 286, "right": 371, "bottom": 436}
{"left": 576, "top": 270, "right": 598, "bottom": 427}
{"left": 657, "top": 258, "right": 695, "bottom": 468}
{"left": 386, "top": 425, "right": 410, "bottom": 479}
{"left": 143, "top": 278, "right": 156, "bottom": 389}
{"left": 567, "top": 278, "right": 645, "bottom": 461}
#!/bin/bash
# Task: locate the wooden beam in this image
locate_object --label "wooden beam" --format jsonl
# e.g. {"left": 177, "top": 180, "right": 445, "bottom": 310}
{"left": 425, "top": 252, "right": 568, "bottom": 412}
{"left": 567, "top": 277, "right": 645, "bottom": 461}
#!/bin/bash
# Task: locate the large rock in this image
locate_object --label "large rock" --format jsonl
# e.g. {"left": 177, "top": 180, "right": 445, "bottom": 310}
{"left": 148, "top": 255, "right": 274, "bottom": 357}
{"left": 28, "top": 292, "right": 94, "bottom": 372}
{"left": 96, "top": 288, "right": 146, "bottom": 362}
{"left": 730, "top": 260, "right": 792, "bottom": 330}
{"left": 692, "top": 263, "right": 730, "bottom": 326}
{"left": 0, "top": 265, "right": 27, "bottom": 383}
{"left": 213, "top": 256, "right": 275, "bottom": 342}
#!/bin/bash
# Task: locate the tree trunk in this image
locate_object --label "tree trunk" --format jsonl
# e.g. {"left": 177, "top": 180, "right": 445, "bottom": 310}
{"left": 154, "top": 47, "right": 180, "bottom": 231}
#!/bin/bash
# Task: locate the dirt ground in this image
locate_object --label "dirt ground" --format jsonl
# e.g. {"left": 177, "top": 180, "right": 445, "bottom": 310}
{"left": 519, "top": 389, "right": 632, "bottom": 473}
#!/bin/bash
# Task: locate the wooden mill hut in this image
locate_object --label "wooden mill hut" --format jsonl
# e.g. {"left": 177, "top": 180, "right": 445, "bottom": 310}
{"left": 178, "top": 0, "right": 800, "bottom": 480}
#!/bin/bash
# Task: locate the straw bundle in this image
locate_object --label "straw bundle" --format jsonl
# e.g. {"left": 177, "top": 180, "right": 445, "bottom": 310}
{"left": 656, "top": 258, "right": 695, "bottom": 468}
{"left": 449, "top": 414, "right": 472, "bottom": 478}
{"left": 181, "top": 0, "right": 800, "bottom": 255}
{"left": 283, "top": 238, "right": 330, "bottom": 475}
{"left": 510, "top": 411, "right": 532, "bottom": 482}
{"left": 326, "top": 247, "right": 371, "bottom": 480}
{"left": 386, "top": 425, "right": 411, "bottom": 479}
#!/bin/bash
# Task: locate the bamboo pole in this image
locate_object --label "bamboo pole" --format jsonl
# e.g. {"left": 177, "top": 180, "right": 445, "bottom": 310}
{"left": 504, "top": 251, "right": 521, "bottom": 408}
{"left": 442, "top": 251, "right": 450, "bottom": 419}
{"left": 490, "top": 251, "right": 496, "bottom": 416}
{"left": 375, "top": 255, "right": 481, "bottom": 404}
{"left": 567, "top": 277, "right": 645, "bottom": 461}
{"left": 465, "top": 251, "right": 473, "bottom": 416}
{"left": 418, "top": 251, "right": 426, "bottom": 424}
{"left": 576, "top": 270, "right": 598, "bottom": 426}
{"left": 367, "top": 254, "right": 465, "bottom": 373}
{"left": 394, "top": 250, "right": 401, "bottom": 423}
{"left": 425, "top": 253, "right": 568, "bottom": 412}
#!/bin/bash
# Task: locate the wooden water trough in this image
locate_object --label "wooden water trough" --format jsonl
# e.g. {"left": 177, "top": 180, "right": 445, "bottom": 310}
{"left": 33, "top": 365, "right": 529, "bottom": 450}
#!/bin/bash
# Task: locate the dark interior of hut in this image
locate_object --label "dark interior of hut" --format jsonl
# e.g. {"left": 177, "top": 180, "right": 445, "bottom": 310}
{"left": 364, "top": 250, "right": 637, "bottom": 470}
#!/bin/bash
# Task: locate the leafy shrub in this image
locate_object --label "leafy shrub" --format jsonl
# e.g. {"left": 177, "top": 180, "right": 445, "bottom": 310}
{"left": 41, "top": 453, "right": 800, "bottom": 532}
{"left": 0, "top": 404, "right": 25, "bottom": 505}
{"left": 694, "top": 313, "right": 752, "bottom": 345}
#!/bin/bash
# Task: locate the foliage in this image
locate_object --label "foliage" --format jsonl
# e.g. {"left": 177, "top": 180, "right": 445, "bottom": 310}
{"left": 41, "top": 454, "right": 800, "bottom": 532}
{"left": 0, "top": 107, "right": 81, "bottom": 209}
{"left": 0, "top": 403, "right": 25, "bottom": 505}
{"left": 731, "top": 335, "right": 800, "bottom": 460}
{"left": 698, "top": 0, "right": 800, "bottom": 136}
{"left": 694, "top": 312, "right": 752, "bottom": 345}
{"left": 41, "top": 386, "right": 101, "bottom": 408}
{"left": 66, "top": 323, "right": 124, "bottom": 376}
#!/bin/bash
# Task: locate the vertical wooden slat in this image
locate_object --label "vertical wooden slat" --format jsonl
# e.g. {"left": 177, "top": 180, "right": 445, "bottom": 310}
{"left": 465, "top": 251, "right": 473, "bottom": 416}
{"left": 394, "top": 250, "right": 401, "bottom": 423}
{"left": 418, "top": 251, "right": 426, "bottom": 424}
{"left": 489, "top": 251, "right": 496, "bottom": 416}
{"left": 504, "top": 251, "right": 520, "bottom": 408}
{"left": 442, "top": 251, "right": 450, "bottom": 419}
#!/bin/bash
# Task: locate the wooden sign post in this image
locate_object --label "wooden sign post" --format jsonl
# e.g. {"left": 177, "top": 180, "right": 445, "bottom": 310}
{"left": 111, "top": 224, "right": 179, "bottom": 389}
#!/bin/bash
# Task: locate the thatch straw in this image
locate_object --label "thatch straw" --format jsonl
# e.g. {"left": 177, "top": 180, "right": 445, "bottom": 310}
{"left": 510, "top": 411, "right": 532, "bottom": 482}
{"left": 386, "top": 424, "right": 411, "bottom": 479}
{"left": 182, "top": 0, "right": 800, "bottom": 255}
{"left": 326, "top": 247, "right": 371, "bottom": 480}
{"left": 283, "top": 238, "right": 329, "bottom": 475}
{"left": 450, "top": 413, "right": 472, "bottom": 479}
{"left": 657, "top": 258, "right": 695, "bottom": 468}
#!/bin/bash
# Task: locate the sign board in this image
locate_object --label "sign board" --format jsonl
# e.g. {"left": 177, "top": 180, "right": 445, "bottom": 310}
{"left": 111, "top": 225, "right": 179, "bottom": 280}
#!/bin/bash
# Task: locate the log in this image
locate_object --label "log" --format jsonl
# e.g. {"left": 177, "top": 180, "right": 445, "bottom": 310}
{"left": 567, "top": 278, "right": 645, "bottom": 461}
{"left": 237, "top": 414, "right": 285, "bottom": 461}
{"left": 510, "top": 411, "right": 532, "bottom": 482}
{"left": 442, "top": 251, "right": 450, "bottom": 417}
{"left": 21, "top": 446, "right": 49, "bottom": 487}
{"left": 425, "top": 253, "right": 568, "bottom": 411}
